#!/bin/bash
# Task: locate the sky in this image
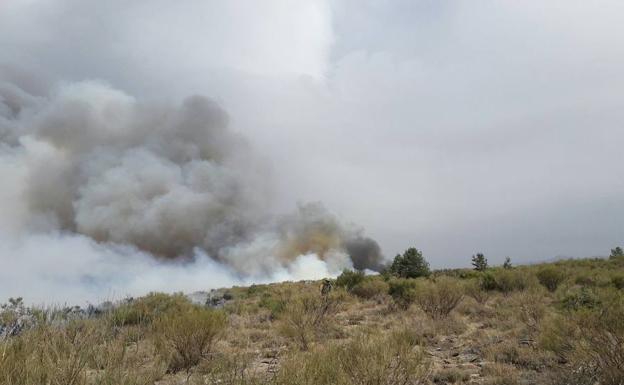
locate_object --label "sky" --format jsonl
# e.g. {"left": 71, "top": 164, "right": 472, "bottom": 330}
{"left": 0, "top": 0, "right": 623, "bottom": 293}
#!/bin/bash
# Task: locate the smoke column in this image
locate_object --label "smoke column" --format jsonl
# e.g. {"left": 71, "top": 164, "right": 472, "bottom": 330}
{"left": 0, "top": 80, "right": 382, "bottom": 303}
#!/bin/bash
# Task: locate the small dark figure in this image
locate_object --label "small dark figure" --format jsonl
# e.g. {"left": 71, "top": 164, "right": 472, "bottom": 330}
{"left": 320, "top": 278, "right": 333, "bottom": 296}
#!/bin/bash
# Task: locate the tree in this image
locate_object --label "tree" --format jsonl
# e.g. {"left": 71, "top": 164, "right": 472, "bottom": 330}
{"left": 471, "top": 253, "right": 488, "bottom": 271}
{"left": 389, "top": 247, "right": 430, "bottom": 278}
{"left": 610, "top": 246, "right": 624, "bottom": 259}
{"left": 503, "top": 257, "right": 513, "bottom": 269}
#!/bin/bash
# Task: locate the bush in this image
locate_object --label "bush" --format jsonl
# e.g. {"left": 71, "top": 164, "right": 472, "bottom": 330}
{"left": 494, "top": 269, "right": 534, "bottom": 294}
{"left": 388, "top": 278, "right": 417, "bottom": 310}
{"left": 611, "top": 275, "right": 624, "bottom": 290}
{"left": 559, "top": 287, "right": 601, "bottom": 311}
{"left": 415, "top": 277, "right": 464, "bottom": 319}
{"left": 275, "top": 330, "right": 430, "bottom": 385}
{"left": 278, "top": 293, "right": 337, "bottom": 350}
{"left": 513, "top": 289, "right": 546, "bottom": 334}
{"left": 108, "top": 292, "right": 192, "bottom": 327}
{"left": 480, "top": 272, "right": 498, "bottom": 291}
{"left": 350, "top": 278, "right": 389, "bottom": 300}
{"left": 546, "top": 289, "right": 624, "bottom": 385}
{"left": 258, "top": 293, "right": 287, "bottom": 319}
{"left": 154, "top": 307, "right": 227, "bottom": 374}
{"left": 0, "top": 321, "right": 98, "bottom": 385}
{"left": 335, "top": 269, "right": 365, "bottom": 291}
{"left": 389, "top": 248, "right": 430, "bottom": 278}
{"left": 465, "top": 279, "right": 490, "bottom": 304}
{"left": 536, "top": 267, "right": 566, "bottom": 292}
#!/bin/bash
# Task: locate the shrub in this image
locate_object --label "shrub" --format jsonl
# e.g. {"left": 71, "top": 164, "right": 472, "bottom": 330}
{"left": 335, "top": 269, "right": 365, "bottom": 291}
{"left": 388, "top": 278, "right": 417, "bottom": 310}
{"left": 611, "top": 275, "right": 624, "bottom": 290}
{"left": 0, "top": 321, "right": 98, "bottom": 385}
{"left": 350, "top": 278, "right": 389, "bottom": 300}
{"left": 493, "top": 269, "right": 534, "bottom": 294}
{"left": 338, "top": 330, "right": 430, "bottom": 385}
{"left": 471, "top": 253, "right": 488, "bottom": 271}
{"left": 278, "top": 293, "right": 337, "bottom": 350}
{"left": 415, "top": 277, "right": 464, "bottom": 319}
{"left": 154, "top": 307, "right": 227, "bottom": 374}
{"left": 559, "top": 287, "right": 601, "bottom": 311}
{"left": 465, "top": 279, "right": 490, "bottom": 304}
{"left": 275, "top": 330, "right": 430, "bottom": 385}
{"left": 389, "top": 248, "right": 431, "bottom": 278}
{"left": 108, "top": 292, "right": 192, "bottom": 327}
{"left": 480, "top": 272, "right": 498, "bottom": 291}
{"left": 546, "top": 289, "right": 624, "bottom": 385}
{"left": 513, "top": 289, "right": 546, "bottom": 334}
{"left": 536, "top": 267, "right": 566, "bottom": 292}
{"left": 258, "top": 294, "right": 287, "bottom": 319}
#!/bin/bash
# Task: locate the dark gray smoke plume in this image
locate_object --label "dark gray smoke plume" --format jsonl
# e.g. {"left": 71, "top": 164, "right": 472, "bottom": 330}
{"left": 0, "top": 80, "right": 383, "bottom": 285}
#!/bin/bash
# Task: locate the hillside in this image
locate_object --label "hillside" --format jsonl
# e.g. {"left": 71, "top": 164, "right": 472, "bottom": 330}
{"left": 1, "top": 254, "right": 624, "bottom": 385}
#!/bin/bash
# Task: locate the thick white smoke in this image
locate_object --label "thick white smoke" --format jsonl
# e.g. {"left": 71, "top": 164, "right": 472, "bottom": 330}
{"left": 0, "top": 80, "right": 381, "bottom": 304}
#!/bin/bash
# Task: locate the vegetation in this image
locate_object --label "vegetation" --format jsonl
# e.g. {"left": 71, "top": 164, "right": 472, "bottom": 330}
{"left": 536, "top": 267, "right": 566, "bottom": 292}
{"left": 389, "top": 247, "right": 431, "bottom": 278}
{"left": 472, "top": 253, "right": 488, "bottom": 271}
{"left": 1, "top": 251, "right": 623, "bottom": 384}
{"left": 611, "top": 246, "right": 624, "bottom": 259}
{"left": 414, "top": 277, "right": 464, "bottom": 319}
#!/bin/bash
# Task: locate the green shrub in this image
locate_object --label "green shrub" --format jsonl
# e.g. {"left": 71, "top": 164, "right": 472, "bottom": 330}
{"left": 480, "top": 272, "right": 498, "bottom": 291}
{"left": 258, "top": 293, "right": 287, "bottom": 319}
{"left": 415, "top": 277, "right": 464, "bottom": 319}
{"left": 350, "top": 278, "right": 389, "bottom": 299}
{"left": 536, "top": 267, "right": 566, "bottom": 292}
{"left": 388, "top": 278, "right": 417, "bottom": 310}
{"left": 154, "top": 307, "right": 227, "bottom": 374}
{"left": 389, "top": 248, "right": 430, "bottom": 278}
{"left": 335, "top": 269, "right": 365, "bottom": 291}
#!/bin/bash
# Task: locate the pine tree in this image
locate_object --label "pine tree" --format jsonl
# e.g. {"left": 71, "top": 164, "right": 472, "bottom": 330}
{"left": 503, "top": 256, "right": 512, "bottom": 269}
{"left": 471, "top": 253, "right": 488, "bottom": 271}
{"left": 390, "top": 247, "right": 430, "bottom": 278}
{"left": 610, "top": 246, "right": 624, "bottom": 259}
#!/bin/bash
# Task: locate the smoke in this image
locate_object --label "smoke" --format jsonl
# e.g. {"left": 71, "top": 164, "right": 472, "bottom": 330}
{"left": 0, "top": 79, "right": 382, "bottom": 303}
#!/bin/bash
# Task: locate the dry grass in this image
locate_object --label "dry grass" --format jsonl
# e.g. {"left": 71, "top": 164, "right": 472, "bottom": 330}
{"left": 1, "top": 257, "right": 623, "bottom": 385}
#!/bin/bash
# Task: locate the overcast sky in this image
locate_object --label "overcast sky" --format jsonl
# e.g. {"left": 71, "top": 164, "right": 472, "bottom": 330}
{"left": 1, "top": 0, "right": 623, "bottom": 269}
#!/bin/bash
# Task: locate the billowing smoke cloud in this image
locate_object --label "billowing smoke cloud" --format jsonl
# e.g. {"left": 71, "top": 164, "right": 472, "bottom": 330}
{"left": 0, "top": 79, "right": 382, "bottom": 302}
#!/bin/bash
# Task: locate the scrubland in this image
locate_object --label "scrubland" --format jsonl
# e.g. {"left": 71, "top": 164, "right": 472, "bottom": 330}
{"left": 2, "top": 253, "right": 624, "bottom": 385}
